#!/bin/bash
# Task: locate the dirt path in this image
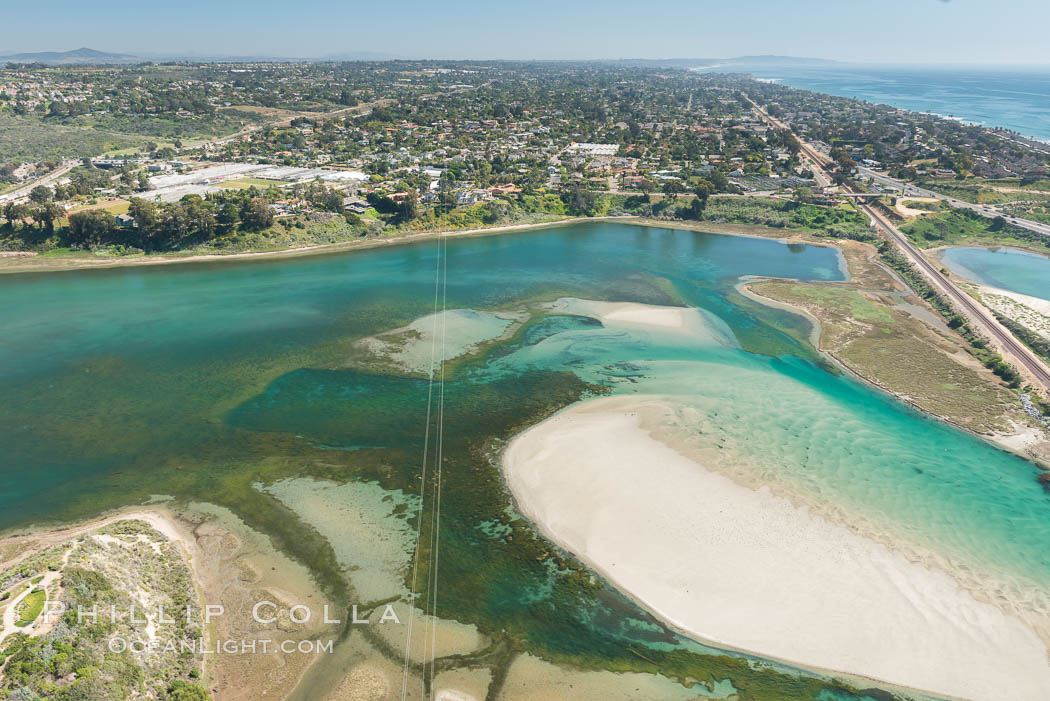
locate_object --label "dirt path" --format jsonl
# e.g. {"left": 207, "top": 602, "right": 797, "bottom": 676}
{"left": 0, "top": 508, "right": 202, "bottom": 662}
{"left": 196, "top": 98, "right": 397, "bottom": 151}
{"left": 0, "top": 569, "right": 60, "bottom": 646}
{"left": 0, "top": 508, "right": 196, "bottom": 572}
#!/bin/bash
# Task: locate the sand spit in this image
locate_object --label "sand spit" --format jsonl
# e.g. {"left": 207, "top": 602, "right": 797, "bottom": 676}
{"left": 353, "top": 308, "right": 520, "bottom": 375}
{"left": 546, "top": 298, "right": 739, "bottom": 347}
{"left": 502, "top": 395, "right": 1050, "bottom": 701}
{"left": 0, "top": 504, "right": 335, "bottom": 700}
{"left": 978, "top": 285, "right": 1050, "bottom": 340}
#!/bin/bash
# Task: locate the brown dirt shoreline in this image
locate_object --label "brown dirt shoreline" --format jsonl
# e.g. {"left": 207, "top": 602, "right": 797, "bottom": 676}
{"left": 0, "top": 215, "right": 839, "bottom": 275}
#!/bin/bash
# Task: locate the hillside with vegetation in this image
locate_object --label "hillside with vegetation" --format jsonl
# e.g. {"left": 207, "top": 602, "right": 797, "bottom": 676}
{"left": 0, "top": 520, "right": 209, "bottom": 700}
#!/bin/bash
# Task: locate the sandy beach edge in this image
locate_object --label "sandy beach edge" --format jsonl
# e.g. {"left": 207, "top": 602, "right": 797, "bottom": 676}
{"left": 0, "top": 505, "right": 199, "bottom": 572}
{"left": 737, "top": 279, "right": 1049, "bottom": 463}
{"left": 0, "top": 215, "right": 845, "bottom": 276}
{"left": 498, "top": 394, "right": 1050, "bottom": 701}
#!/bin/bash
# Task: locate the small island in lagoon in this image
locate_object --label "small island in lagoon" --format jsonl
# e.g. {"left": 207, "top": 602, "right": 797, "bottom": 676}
{"left": 2, "top": 221, "right": 1050, "bottom": 700}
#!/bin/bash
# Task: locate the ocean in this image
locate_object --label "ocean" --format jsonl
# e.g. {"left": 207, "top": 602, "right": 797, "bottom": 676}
{"left": 697, "top": 63, "right": 1050, "bottom": 142}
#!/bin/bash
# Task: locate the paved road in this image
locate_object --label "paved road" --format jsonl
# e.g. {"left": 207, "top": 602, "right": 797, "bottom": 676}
{"left": 0, "top": 99, "right": 395, "bottom": 206}
{"left": 863, "top": 197, "right": 1050, "bottom": 390}
{"left": 0, "top": 161, "right": 78, "bottom": 204}
{"left": 746, "top": 96, "right": 1050, "bottom": 391}
{"left": 857, "top": 167, "right": 1050, "bottom": 239}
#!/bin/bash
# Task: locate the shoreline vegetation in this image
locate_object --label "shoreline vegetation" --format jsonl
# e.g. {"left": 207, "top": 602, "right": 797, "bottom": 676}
{"left": 0, "top": 504, "right": 349, "bottom": 701}
{"left": 5, "top": 209, "right": 1047, "bottom": 489}
{"left": 19, "top": 205, "right": 1033, "bottom": 465}
{"left": 738, "top": 241, "right": 1050, "bottom": 466}
{"left": 928, "top": 246, "right": 1050, "bottom": 361}
{"left": 0, "top": 211, "right": 855, "bottom": 275}
{"left": 4, "top": 59, "right": 1050, "bottom": 701}
{"left": 3, "top": 496, "right": 802, "bottom": 701}
{"left": 0, "top": 214, "right": 600, "bottom": 274}
{"left": 0, "top": 509, "right": 214, "bottom": 699}
{"left": 4, "top": 218, "right": 1050, "bottom": 700}
{"left": 0, "top": 192, "right": 874, "bottom": 274}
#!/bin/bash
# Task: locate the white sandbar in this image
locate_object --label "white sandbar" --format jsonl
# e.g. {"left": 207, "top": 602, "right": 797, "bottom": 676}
{"left": 502, "top": 396, "right": 1050, "bottom": 701}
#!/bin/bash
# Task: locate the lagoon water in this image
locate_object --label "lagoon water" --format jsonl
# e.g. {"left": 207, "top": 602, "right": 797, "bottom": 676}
{"left": 697, "top": 63, "right": 1050, "bottom": 142}
{"left": 940, "top": 246, "right": 1050, "bottom": 301}
{"left": 3, "top": 221, "right": 1049, "bottom": 697}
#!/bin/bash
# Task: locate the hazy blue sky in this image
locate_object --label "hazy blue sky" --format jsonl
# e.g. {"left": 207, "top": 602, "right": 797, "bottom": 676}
{"left": 4, "top": 0, "right": 1049, "bottom": 63}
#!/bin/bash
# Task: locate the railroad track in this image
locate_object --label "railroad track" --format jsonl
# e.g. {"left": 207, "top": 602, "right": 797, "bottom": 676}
{"left": 746, "top": 96, "right": 1050, "bottom": 392}
{"left": 863, "top": 202, "right": 1050, "bottom": 389}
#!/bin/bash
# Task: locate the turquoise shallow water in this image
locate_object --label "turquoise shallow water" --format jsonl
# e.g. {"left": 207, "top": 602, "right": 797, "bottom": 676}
{"left": 476, "top": 297, "right": 1050, "bottom": 608}
{"left": 939, "top": 246, "right": 1050, "bottom": 301}
{"left": 1, "top": 221, "right": 1047, "bottom": 697}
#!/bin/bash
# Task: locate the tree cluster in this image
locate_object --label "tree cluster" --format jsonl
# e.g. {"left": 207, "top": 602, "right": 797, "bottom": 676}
{"left": 67, "top": 189, "right": 276, "bottom": 251}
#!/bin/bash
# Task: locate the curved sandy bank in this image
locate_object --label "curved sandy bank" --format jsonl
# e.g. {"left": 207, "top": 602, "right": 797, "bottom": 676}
{"left": 502, "top": 395, "right": 1050, "bottom": 701}
{"left": 978, "top": 285, "right": 1050, "bottom": 338}
{"left": 545, "top": 297, "right": 739, "bottom": 347}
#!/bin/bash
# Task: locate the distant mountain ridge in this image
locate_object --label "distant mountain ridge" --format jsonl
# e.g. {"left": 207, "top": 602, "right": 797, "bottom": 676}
{"left": 0, "top": 47, "right": 141, "bottom": 64}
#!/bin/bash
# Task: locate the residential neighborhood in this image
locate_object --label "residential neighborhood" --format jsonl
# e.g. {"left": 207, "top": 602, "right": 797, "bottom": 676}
{"left": 1, "top": 61, "right": 1049, "bottom": 255}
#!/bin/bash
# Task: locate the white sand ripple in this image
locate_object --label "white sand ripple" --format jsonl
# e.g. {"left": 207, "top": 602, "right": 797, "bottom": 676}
{"left": 502, "top": 396, "right": 1050, "bottom": 701}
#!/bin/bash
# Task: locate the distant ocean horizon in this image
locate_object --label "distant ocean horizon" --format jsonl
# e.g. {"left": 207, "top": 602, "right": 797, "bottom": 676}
{"left": 697, "top": 63, "right": 1050, "bottom": 143}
